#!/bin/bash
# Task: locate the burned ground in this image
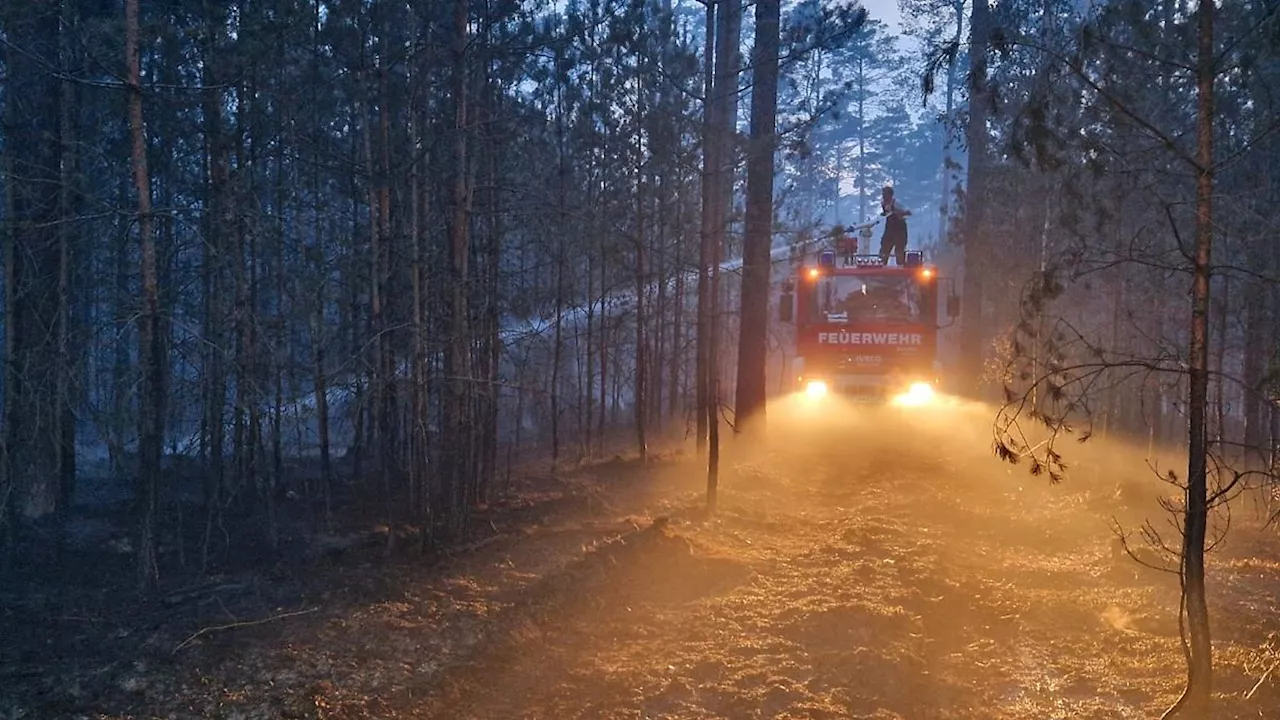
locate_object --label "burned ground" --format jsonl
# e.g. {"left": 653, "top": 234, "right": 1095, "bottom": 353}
{"left": 2, "top": 398, "right": 1278, "bottom": 719}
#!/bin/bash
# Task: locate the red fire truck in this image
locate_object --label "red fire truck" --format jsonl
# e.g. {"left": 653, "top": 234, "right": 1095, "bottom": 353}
{"left": 778, "top": 238, "right": 959, "bottom": 404}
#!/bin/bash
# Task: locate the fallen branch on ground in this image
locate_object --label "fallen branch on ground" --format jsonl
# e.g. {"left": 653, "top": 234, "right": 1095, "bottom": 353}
{"left": 161, "top": 581, "right": 249, "bottom": 607}
{"left": 1245, "top": 658, "right": 1278, "bottom": 700}
{"left": 173, "top": 606, "right": 319, "bottom": 653}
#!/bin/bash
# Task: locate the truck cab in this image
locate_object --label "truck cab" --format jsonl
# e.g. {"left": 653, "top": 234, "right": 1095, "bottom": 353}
{"left": 779, "top": 249, "right": 959, "bottom": 404}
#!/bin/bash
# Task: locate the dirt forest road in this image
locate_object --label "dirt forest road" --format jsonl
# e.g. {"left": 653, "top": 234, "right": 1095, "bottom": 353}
{"left": 5, "top": 397, "right": 1279, "bottom": 719}
{"left": 413, "top": 398, "right": 1279, "bottom": 720}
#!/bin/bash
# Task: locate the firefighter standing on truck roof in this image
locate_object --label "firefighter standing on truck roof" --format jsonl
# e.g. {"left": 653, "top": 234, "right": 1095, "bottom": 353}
{"left": 878, "top": 186, "right": 912, "bottom": 266}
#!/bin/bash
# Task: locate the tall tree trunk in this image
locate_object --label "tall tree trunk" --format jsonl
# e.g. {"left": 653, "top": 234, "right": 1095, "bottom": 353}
{"left": 444, "top": 0, "right": 473, "bottom": 540}
{"left": 54, "top": 0, "right": 80, "bottom": 563}
{"left": 1272, "top": 256, "right": 1280, "bottom": 516}
{"left": 377, "top": 49, "right": 395, "bottom": 528}
{"left": 483, "top": 109, "right": 502, "bottom": 503}
{"left": 231, "top": 75, "right": 254, "bottom": 546}
{"left": 669, "top": 261, "right": 684, "bottom": 421}
{"left": 551, "top": 254, "right": 564, "bottom": 462}
{"left": 632, "top": 75, "right": 650, "bottom": 460}
{"left": 127, "top": 0, "right": 163, "bottom": 595}
{"left": 271, "top": 135, "right": 287, "bottom": 554}
{"left": 714, "top": 0, "right": 742, "bottom": 313}
{"left": 958, "top": 0, "right": 991, "bottom": 396}
{"left": 1241, "top": 279, "right": 1266, "bottom": 461}
{"left": 856, "top": 55, "right": 866, "bottom": 223}
{"left": 361, "top": 51, "right": 391, "bottom": 534}
{"left": 409, "top": 106, "right": 426, "bottom": 523}
{"left": 264, "top": 35, "right": 288, "bottom": 555}
{"left": 249, "top": 197, "right": 269, "bottom": 552}
{"left": 708, "top": 374, "right": 720, "bottom": 513}
{"left": 311, "top": 301, "right": 332, "bottom": 522}
{"left": 238, "top": 64, "right": 269, "bottom": 553}
{"left": 0, "top": 65, "right": 15, "bottom": 568}
{"left": 735, "top": 0, "right": 780, "bottom": 437}
{"left": 2, "top": 0, "right": 63, "bottom": 533}
{"left": 598, "top": 163, "right": 610, "bottom": 452}
{"left": 199, "top": 0, "right": 230, "bottom": 567}
{"left": 346, "top": 150, "right": 365, "bottom": 481}
{"left": 551, "top": 79, "right": 567, "bottom": 463}
{"left": 939, "top": 1, "right": 964, "bottom": 243}
{"left": 598, "top": 258, "right": 608, "bottom": 451}
{"left": 1163, "top": 1, "right": 1215, "bottom": 715}
{"left": 696, "top": 0, "right": 717, "bottom": 454}
{"left": 1213, "top": 275, "right": 1228, "bottom": 456}
{"left": 309, "top": 4, "right": 332, "bottom": 523}
{"left": 634, "top": 169, "right": 649, "bottom": 462}
{"left": 651, "top": 188, "right": 667, "bottom": 433}
{"left": 304, "top": 3, "right": 327, "bottom": 525}
{"left": 706, "top": 0, "right": 741, "bottom": 507}
{"left": 585, "top": 254, "right": 596, "bottom": 453}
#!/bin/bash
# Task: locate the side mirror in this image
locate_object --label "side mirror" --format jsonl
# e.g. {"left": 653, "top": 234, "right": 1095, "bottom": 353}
{"left": 946, "top": 293, "right": 961, "bottom": 319}
{"left": 779, "top": 292, "right": 794, "bottom": 323}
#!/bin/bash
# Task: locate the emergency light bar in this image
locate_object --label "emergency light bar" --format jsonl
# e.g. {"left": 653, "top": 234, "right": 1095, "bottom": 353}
{"left": 851, "top": 255, "right": 885, "bottom": 266}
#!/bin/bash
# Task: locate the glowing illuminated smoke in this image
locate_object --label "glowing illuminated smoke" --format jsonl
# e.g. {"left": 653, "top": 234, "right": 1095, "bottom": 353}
{"left": 891, "top": 381, "right": 936, "bottom": 407}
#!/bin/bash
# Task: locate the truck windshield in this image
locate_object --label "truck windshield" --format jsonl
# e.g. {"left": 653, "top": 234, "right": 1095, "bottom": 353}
{"left": 813, "top": 275, "right": 923, "bottom": 324}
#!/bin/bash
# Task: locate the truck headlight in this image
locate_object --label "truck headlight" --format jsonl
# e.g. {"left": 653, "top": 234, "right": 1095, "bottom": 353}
{"left": 805, "top": 380, "right": 830, "bottom": 398}
{"left": 892, "top": 381, "right": 935, "bottom": 406}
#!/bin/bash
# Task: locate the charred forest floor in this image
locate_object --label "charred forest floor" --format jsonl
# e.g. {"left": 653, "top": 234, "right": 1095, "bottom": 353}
{"left": 3, "top": 399, "right": 1280, "bottom": 719}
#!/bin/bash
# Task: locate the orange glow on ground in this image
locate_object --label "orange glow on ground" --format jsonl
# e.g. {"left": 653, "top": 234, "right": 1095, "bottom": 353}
{"left": 414, "top": 396, "right": 1279, "bottom": 718}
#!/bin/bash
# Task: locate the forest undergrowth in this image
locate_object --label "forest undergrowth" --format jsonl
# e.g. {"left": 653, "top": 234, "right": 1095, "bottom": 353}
{"left": 3, "top": 400, "right": 1279, "bottom": 719}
